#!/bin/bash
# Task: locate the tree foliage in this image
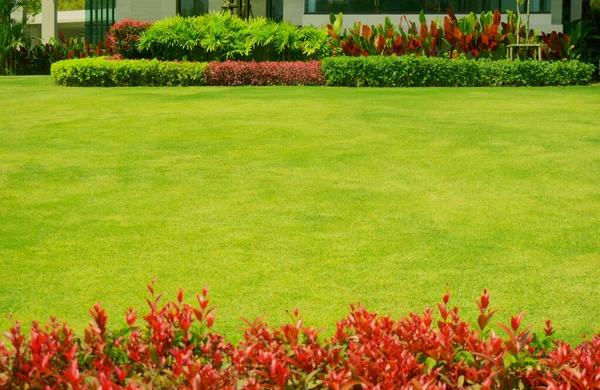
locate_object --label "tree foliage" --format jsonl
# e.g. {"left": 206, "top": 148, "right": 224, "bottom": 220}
{"left": 0, "top": 0, "right": 40, "bottom": 74}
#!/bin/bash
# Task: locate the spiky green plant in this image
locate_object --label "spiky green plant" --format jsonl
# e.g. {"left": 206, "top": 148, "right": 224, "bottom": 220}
{"left": 138, "top": 12, "right": 330, "bottom": 62}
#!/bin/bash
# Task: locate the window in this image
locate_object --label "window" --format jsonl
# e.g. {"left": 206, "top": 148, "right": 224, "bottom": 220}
{"left": 304, "top": 0, "right": 549, "bottom": 14}
{"left": 267, "top": 0, "right": 284, "bottom": 21}
{"left": 177, "top": 0, "right": 208, "bottom": 16}
{"left": 85, "top": 0, "right": 116, "bottom": 44}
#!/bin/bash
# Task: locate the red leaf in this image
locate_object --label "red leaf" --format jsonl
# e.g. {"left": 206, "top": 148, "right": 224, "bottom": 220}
{"left": 362, "top": 24, "right": 372, "bottom": 41}
{"left": 478, "top": 314, "right": 488, "bottom": 330}
{"left": 511, "top": 312, "right": 524, "bottom": 332}
{"left": 420, "top": 22, "right": 428, "bottom": 41}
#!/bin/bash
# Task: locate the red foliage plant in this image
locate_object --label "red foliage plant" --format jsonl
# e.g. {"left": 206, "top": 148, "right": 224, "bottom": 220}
{"left": 107, "top": 19, "right": 152, "bottom": 59}
{"left": 541, "top": 31, "right": 571, "bottom": 60}
{"left": 13, "top": 32, "right": 111, "bottom": 75}
{"left": 0, "top": 284, "right": 599, "bottom": 389}
{"left": 327, "top": 9, "right": 564, "bottom": 60}
{"left": 204, "top": 61, "right": 326, "bottom": 86}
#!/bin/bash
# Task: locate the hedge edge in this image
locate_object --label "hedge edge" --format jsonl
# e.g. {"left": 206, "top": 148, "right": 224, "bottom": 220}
{"left": 320, "top": 56, "right": 596, "bottom": 87}
{"left": 51, "top": 57, "right": 596, "bottom": 87}
{"left": 51, "top": 58, "right": 208, "bottom": 87}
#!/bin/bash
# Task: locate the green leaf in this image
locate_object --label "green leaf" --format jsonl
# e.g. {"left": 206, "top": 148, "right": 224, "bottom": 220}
{"left": 149, "top": 346, "right": 159, "bottom": 366}
{"left": 504, "top": 353, "right": 516, "bottom": 367}
{"left": 333, "top": 13, "right": 343, "bottom": 35}
{"left": 419, "top": 10, "right": 426, "bottom": 25}
{"left": 425, "top": 357, "right": 437, "bottom": 372}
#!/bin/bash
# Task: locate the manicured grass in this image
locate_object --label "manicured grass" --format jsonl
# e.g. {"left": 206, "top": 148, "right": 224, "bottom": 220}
{"left": 0, "top": 76, "right": 599, "bottom": 343}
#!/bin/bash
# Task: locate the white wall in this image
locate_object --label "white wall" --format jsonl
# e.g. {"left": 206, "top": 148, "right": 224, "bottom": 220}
{"left": 25, "top": 10, "right": 86, "bottom": 44}
{"left": 208, "top": 0, "right": 222, "bottom": 12}
{"left": 252, "top": 0, "right": 268, "bottom": 18}
{"left": 42, "top": 0, "right": 57, "bottom": 43}
{"left": 303, "top": 12, "right": 561, "bottom": 32}
{"left": 117, "top": 0, "right": 176, "bottom": 22}
{"left": 284, "top": 0, "right": 304, "bottom": 24}
{"left": 570, "top": 0, "right": 582, "bottom": 21}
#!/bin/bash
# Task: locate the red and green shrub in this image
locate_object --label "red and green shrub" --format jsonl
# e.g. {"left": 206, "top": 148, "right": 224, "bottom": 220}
{"left": 1, "top": 283, "right": 600, "bottom": 389}
{"left": 107, "top": 19, "right": 152, "bottom": 59}
{"left": 327, "top": 9, "right": 568, "bottom": 60}
{"left": 541, "top": 31, "right": 572, "bottom": 60}
{"left": 11, "top": 31, "right": 111, "bottom": 75}
{"left": 205, "top": 61, "right": 326, "bottom": 86}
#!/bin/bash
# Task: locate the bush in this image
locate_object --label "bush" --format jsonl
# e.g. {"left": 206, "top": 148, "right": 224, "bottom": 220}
{"left": 321, "top": 56, "right": 596, "bottom": 87}
{"left": 51, "top": 58, "right": 207, "bottom": 87}
{"left": 136, "top": 12, "right": 331, "bottom": 62}
{"left": 107, "top": 19, "right": 152, "bottom": 60}
{"left": 205, "top": 60, "right": 325, "bottom": 86}
{"left": 52, "top": 57, "right": 595, "bottom": 88}
{"left": 3, "top": 31, "right": 111, "bottom": 75}
{"left": 1, "top": 284, "right": 600, "bottom": 389}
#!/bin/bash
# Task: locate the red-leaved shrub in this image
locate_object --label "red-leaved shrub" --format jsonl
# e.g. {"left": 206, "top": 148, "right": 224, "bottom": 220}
{"left": 1, "top": 284, "right": 599, "bottom": 389}
{"left": 205, "top": 61, "right": 326, "bottom": 86}
{"left": 107, "top": 19, "right": 152, "bottom": 59}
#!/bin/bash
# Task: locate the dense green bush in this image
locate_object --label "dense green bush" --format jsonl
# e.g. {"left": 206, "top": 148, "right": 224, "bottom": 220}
{"left": 321, "top": 56, "right": 596, "bottom": 87}
{"left": 51, "top": 58, "right": 207, "bottom": 87}
{"left": 136, "top": 12, "right": 331, "bottom": 62}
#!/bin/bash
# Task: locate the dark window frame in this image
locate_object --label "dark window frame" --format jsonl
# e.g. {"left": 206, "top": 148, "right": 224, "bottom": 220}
{"left": 177, "top": 0, "right": 208, "bottom": 16}
{"left": 304, "top": 0, "right": 550, "bottom": 14}
{"left": 85, "top": 0, "right": 116, "bottom": 44}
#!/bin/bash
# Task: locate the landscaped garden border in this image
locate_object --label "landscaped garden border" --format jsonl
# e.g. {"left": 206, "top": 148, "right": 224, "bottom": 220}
{"left": 8, "top": 8, "right": 600, "bottom": 76}
{"left": 51, "top": 56, "right": 596, "bottom": 87}
{"left": 1, "top": 284, "right": 599, "bottom": 388}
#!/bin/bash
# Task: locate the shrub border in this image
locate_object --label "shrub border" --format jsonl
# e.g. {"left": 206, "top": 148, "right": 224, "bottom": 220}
{"left": 51, "top": 58, "right": 208, "bottom": 87}
{"left": 1, "top": 284, "right": 599, "bottom": 389}
{"left": 51, "top": 57, "right": 596, "bottom": 87}
{"left": 321, "top": 56, "right": 596, "bottom": 87}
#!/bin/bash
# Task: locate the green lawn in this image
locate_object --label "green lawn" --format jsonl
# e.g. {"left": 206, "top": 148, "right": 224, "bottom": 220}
{"left": 1, "top": 76, "right": 599, "bottom": 343}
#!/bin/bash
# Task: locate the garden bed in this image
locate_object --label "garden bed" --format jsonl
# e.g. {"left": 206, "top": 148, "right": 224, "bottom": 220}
{"left": 51, "top": 56, "right": 596, "bottom": 87}
{"left": 1, "top": 284, "right": 600, "bottom": 388}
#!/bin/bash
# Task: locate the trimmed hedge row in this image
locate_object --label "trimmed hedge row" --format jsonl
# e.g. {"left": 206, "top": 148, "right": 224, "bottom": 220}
{"left": 321, "top": 56, "right": 596, "bottom": 87}
{"left": 51, "top": 57, "right": 596, "bottom": 87}
{"left": 205, "top": 60, "right": 325, "bottom": 86}
{"left": 51, "top": 58, "right": 208, "bottom": 87}
{"left": 51, "top": 58, "right": 321, "bottom": 87}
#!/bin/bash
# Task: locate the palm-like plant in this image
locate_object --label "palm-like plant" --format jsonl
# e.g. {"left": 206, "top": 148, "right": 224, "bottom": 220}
{"left": 275, "top": 22, "right": 301, "bottom": 60}
{"left": 0, "top": 0, "right": 38, "bottom": 74}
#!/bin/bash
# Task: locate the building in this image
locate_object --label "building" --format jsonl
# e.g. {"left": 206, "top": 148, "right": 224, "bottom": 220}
{"left": 30, "top": 0, "right": 583, "bottom": 45}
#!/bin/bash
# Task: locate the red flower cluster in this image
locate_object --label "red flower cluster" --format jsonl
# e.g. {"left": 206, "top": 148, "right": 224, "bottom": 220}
{"left": 1, "top": 285, "right": 599, "bottom": 389}
{"left": 107, "top": 19, "right": 152, "bottom": 60}
{"left": 205, "top": 61, "right": 326, "bottom": 86}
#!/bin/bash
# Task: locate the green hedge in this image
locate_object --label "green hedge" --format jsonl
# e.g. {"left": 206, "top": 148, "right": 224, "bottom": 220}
{"left": 51, "top": 58, "right": 207, "bottom": 87}
{"left": 321, "top": 56, "right": 596, "bottom": 87}
{"left": 51, "top": 57, "right": 595, "bottom": 87}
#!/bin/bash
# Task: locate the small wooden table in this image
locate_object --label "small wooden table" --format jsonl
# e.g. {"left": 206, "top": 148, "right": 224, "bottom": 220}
{"left": 221, "top": 2, "right": 238, "bottom": 12}
{"left": 507, "top": 44, "right": 543, "bottom": 60}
